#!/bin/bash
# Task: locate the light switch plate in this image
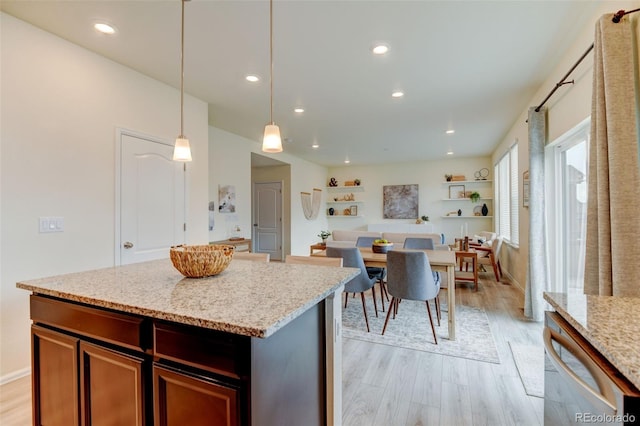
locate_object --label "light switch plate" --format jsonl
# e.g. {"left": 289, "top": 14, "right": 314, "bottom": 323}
{"left": 39, "top": 216, "right": 64, "bottom": 233}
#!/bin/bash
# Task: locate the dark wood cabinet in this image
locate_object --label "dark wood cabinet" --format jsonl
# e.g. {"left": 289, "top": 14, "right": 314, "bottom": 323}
{"left": 31, "top": 321, "right": 147, "bottom": 426}
{"left": 31, "top": 325, "right": 80, "bottom": 426}
{"left": 29, "top": 294, "right": 327, "bottom": 426}
{"left": 153, "top": 365, "right": 239, "bottom": 426}
{"left": 79, "top": 341, "right": 146, "bottom": 426}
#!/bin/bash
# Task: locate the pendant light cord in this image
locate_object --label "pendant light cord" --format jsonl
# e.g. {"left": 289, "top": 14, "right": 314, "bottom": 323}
{"left": 180, "top": 0, "right": 186, "bottom": 138}
{"left": 269, "top": 0, "right": 274, "bottom": 125}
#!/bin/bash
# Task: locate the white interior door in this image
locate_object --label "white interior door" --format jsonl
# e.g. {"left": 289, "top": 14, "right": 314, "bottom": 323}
{"left": 253, "top": 181, "right": 282, "bottom": 261}
{"left": 118, "top": 132, "right": 185, "bottom": 265}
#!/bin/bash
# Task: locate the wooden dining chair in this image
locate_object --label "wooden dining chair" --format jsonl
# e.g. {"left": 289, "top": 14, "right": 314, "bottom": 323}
{"left": 233, "top": 252, "right": 270, "bottom": 262}
{"left": 474, "top": 236, "right": 504, "bottom": 281}
{"left": 285, "top": 255, "right": 343, "bottom": 267}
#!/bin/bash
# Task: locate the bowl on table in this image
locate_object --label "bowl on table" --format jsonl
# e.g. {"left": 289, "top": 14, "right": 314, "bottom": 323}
{"left": 372, "top": 242, "right": 394, "bottom": 254}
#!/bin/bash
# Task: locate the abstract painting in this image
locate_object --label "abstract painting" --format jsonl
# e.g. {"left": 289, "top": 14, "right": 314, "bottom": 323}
{"left": 383, "top": 184, "right": 418, "bottom": 219}
{"left": 218, "top": 185, "right": 236, "bottom": 213}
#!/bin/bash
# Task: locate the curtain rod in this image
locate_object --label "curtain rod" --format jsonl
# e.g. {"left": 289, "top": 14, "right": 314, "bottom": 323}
{"left": 534, "top": 8, "right": 640, "bottom": 112}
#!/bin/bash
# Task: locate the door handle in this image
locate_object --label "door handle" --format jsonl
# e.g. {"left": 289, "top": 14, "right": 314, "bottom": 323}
{"left": 253, "top": 224, "right": 258, "bottom": 227}
{"left": 123, "top": 241, "right": 134, "bottom": 249}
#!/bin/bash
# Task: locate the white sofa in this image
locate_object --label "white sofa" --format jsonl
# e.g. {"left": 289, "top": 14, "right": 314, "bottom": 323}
{"left": 329, "top": 229, "right": 447, "bottom": 250}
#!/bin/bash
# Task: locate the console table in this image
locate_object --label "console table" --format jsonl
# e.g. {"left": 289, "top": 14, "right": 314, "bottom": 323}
{"left": 211, "top": 238, "right": 252, "bottom": 252}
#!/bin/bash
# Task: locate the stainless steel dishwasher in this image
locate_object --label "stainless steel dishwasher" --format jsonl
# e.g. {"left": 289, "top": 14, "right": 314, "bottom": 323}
{"left": 544, "top": 311, "right": 640, "bottom": 425}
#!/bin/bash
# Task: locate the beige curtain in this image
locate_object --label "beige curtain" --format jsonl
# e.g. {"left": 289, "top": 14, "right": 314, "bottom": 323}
{"left": 584, "top": 13, "right": 640, "bottom": 296}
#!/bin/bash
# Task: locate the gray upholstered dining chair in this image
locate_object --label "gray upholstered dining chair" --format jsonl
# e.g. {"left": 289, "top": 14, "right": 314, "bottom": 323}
{"left": 403, "top": 237, "right": 441, "bottom": 322}
{"left": 326, "top": 246, "right": 378, "bottom": 332}
{"left": 382, "top": 250, "right": 440, "bottom": 344}
{"left": 355, "top": 236, "right": 389, "bottom": 308}
{"left": 403, "top": 237, "right": 435, "bottom": 250}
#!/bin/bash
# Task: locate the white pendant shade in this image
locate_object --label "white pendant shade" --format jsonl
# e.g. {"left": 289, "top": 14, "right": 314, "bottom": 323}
{"left": 262, "top": 124, "right": 282, "bottom": 153}
{"left": 174, "top": 0, "right": 193, "bottom": 162}
{"left": 173, "top": 137, "right": 192, "bottom": 161}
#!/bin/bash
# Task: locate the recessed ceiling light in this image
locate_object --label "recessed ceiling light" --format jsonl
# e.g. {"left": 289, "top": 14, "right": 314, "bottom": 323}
{"left": 447, "top": 150, "right": 454, "bottom": 155}
{"left": 312, "top": 143, "right": 319, "bottom": 149}
{"left": 391, "top": 91, "right": 404, "bottom": 98}
{"left": 446, "top": 129, "right": 455, "bottom": 134}
{"left": 294, "top": 108, "right": 304, "bottom": 113}
{"left": 372, "top": 44, "right": 389, "bottom": 55}
{"left": 245, "top": 75, "right": 260, "bottom": 82}
{"left": 94, "top": 22, "right": 116, "bottom": 35}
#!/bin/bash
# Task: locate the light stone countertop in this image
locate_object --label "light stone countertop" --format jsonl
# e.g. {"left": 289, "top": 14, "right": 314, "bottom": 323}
{"left": 17, "top": 258, "right": 359, "bottom": 338}
{"left": 544, "top": 291, "right": 640, "bottom": 390}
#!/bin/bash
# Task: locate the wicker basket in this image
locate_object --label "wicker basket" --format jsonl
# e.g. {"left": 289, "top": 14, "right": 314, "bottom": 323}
{"left": 170, "top": 244, "right": 235, "bottom": 278}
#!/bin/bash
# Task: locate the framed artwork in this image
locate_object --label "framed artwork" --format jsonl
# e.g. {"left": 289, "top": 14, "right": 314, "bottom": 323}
{"left": 523, "top": 170, "right": 530, "bottom": 207}
{"left": 448, "top": 184, "right": 465, "bottom": 199}
{"left": 383, "top": 184, "right": 419, "bottom": 219}
{"left": 218, "top": 185, "right": 236, "bottom": 213}
{"left": 350, "top": 205, "right": 358, "bottom": 216}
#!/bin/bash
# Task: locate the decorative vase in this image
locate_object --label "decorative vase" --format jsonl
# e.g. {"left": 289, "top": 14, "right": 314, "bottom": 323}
{"left": 457, "top": 209, "right": 462, "bottom": 217}
{"left": 482, "top": 203, "right": 488, "bottom": 216}
{"left": 328, "top": 207, "right": 334, "bottom": 216}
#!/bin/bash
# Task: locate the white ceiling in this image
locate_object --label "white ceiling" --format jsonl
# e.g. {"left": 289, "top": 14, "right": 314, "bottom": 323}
{"left": 2, "top": 1, "right": 606, "bottom": 166}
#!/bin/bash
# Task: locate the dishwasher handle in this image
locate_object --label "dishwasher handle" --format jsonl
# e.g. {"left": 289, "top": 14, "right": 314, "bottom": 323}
{"left": 543, "top": 327, "right": 617, "bottom": 415}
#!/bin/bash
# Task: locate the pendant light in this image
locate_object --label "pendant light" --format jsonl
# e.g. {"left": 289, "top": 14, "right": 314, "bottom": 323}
{"left": 173, "top": 0, "right": 192, "bottom": 161}
{"left": 262, "top": 0, "right": 283, "bottom": 153}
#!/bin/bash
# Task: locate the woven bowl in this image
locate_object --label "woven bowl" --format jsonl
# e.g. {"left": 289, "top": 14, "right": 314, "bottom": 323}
{"left": 372, "top": 242, "right": 394, "bottom": 254}
{"left": 170, "top": 244, "right": 235, "bottom": 278}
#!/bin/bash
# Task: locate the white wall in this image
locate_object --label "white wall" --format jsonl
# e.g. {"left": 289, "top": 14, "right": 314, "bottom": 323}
{"left": 327, "top": 156, "right": 493, "bottom": 243}
{"left": 0, "top": 13, "right": 209, "bottom": 380}
{"left": 208, "top": 127, "right": 253, "bottom": 242}
{"left": 208, "top": 127, "right": 330, "bottom": 256}
{"left": 490, "top": 0, "right": 639, "bottom": 290}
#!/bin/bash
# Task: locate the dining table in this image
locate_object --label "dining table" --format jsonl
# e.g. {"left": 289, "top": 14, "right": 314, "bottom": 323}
{"left": 315, "top": 247, "right": 458, "bottom": 340}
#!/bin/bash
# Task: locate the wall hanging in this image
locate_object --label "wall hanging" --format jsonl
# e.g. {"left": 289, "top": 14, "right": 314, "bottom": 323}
{"left": 301, "top": 188, "right": 322, "bottom": 220}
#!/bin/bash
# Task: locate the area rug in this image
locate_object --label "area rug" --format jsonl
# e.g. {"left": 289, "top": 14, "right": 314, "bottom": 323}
{"left": 509, "top": 342, "right": 546, "bottom": 398}
{"left": 342, "top": 293, "right": 500, "bottom": 364}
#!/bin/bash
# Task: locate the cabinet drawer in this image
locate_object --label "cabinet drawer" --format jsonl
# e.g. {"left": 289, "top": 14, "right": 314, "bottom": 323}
{"left": 30, "top": 295, "right": 148, "bottom": 352}
{"left": 154, "top": 321, "right": 250, "bottom": 379}
{"left": 153, "top": 364, "right": 240, "bottom": 426}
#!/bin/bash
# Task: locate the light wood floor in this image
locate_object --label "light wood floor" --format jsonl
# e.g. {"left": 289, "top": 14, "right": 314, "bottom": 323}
{"left": 0, "top": 272, "right": 543, "bottom": 426}
{"left": 342, "top": 273, "right": 545, "bottom": 426}
{"left": 0, "top": 373, "right": 31, "bottom": 426}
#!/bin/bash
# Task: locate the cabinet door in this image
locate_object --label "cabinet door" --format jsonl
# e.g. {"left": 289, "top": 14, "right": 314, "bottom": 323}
{"left": 153, "top": 365, "right": 239, "bottom": 426}
{"left": 79, "top": 341, "right": 145, "bottom": 426}
{"left": 32, "top": 325, "right": 80, "bottom": 426}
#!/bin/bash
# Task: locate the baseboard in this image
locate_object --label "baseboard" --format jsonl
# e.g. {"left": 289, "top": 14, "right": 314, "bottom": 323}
{"left": 502, "top": 270, "right": 524, "bottom": 293}
{"left": 0, "top": 367, "right": 31, "bottom": 386}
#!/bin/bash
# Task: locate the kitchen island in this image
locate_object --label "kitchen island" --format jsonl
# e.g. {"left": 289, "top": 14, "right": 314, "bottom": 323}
{"left": 17, "top": 258, "right": 359, "bottom": 426}
{"left": 544, "top": 291, "right": 640, "bottom": 425}
{"left": 544, "top": 291, "right": 640, "bottom": 390}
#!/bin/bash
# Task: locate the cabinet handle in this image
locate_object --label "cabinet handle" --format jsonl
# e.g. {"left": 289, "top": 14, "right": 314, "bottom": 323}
{"left": 543, "top": 327, "right": 616, "bottom": 414}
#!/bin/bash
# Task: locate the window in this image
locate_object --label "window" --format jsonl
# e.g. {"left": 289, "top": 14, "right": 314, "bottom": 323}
{"left": 494, "top": 143, "right": 519, "bottom": 245}
{"left": 546, "top": 119, "right": 589, "bottom": 293}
